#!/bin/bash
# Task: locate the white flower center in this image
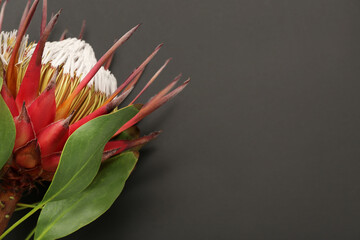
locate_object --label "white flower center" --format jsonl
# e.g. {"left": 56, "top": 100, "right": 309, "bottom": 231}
{"left": 42, "top": 38, "right": 117, "bottom": 96}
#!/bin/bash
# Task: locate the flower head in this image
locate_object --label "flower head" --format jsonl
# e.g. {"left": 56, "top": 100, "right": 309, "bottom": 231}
{"left": 0, "top": 0, "right": 189, "bottom": 183}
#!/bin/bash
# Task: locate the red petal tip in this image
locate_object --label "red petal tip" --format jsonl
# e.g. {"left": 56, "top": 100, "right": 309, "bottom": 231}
{"left": 59, "top": 29, "right": 68, "bottom": 40}
{"left": 107, "top": 88, "right": 132, "bottom": 110}
{"left": 78, "top": 19, "right": 86, "bottom": 39}
{"left": 156, "top": 43, "right": 164, "bottom": 50}
{"left": 104, "top": 131, "right": 161, "bottom": 161}
{"left": 114, "top": 76, "right": 189, "bottom": 136}
{"left": 130, "top": 58, "right": 171, "bottom": 104}
{"left": 18, "top": 102, "right": 31, "bottom": 123}
{"left": 40, "top": 0, "right": 48, "bottom": 35}
{"left": 0, "top": 0, "right": 8, "bottom": 33}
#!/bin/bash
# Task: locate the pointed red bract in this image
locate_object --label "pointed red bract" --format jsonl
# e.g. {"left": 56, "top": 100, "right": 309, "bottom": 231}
{"left": 105, "top": 131, "right": 160, "bottom": 152}
{"left": 15, "top": 10, "right": 61, "bottom": 109}
{"left": 103, "top": 131, "right": 161, "bottom": 161}
{"left": 124, "top": 68, "right": 144, "bottom": 92}
{"left": 150, "top": 73, "right": 182, "bottom": 102}
{"left": 13, "top": 104, "right": 35, "bottom": 151}
{"left": 37, "top": 117, "right": 70, "bottom": 157}
{"left": 28, "top": 80, "right": 56, "bottom": 134}
{"left": 114, "top": 77, "right": 189, "bottom": 136}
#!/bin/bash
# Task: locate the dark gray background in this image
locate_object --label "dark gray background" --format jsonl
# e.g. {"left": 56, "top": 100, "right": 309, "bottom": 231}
{"left": 5, "top": 0, "right": 360, "bottom": 239}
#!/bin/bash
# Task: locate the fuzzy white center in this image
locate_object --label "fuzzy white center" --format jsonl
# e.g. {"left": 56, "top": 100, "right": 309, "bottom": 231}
{"left": 41, "top": 38, "right": 117, "bottom": 96}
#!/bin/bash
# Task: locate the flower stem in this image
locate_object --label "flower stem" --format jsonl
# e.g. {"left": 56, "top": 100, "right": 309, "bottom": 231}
{"left": 0, "top": 203, "right": 43, "bottom": 239}
{"left": 0, "top": 187, "right": 22, "bottom": 235}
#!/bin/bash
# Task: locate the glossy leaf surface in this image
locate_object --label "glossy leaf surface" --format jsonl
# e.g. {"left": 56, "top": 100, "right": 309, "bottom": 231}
{"left": 35, "top": 152, "right": 138, "bottom": 240}
{"left": 0, "top": 77, "right": 16, "bottom": 169}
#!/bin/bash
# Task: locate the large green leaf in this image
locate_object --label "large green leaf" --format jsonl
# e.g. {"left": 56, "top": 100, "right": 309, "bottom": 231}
{"left": 35, "top": 151, "right": 138, "bottom": 240}
{"left": 41, "top": 106, "right": 138, "bottom": 203}
{"left": 0, "top": 77, "right": 15, "bottom": 169}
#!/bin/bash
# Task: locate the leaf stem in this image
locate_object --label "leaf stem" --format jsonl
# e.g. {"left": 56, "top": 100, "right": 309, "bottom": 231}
{"left": 14, "top": 206, "right": 28, "bottom": 212}
{"left": 16, "top": 203, "right": 39, "bottom": 208}
{"left": 15, "top": 203, "right": 41, "bottom": 212}
{"left": 0, "top": 204, "right": 43, "bottom": 239}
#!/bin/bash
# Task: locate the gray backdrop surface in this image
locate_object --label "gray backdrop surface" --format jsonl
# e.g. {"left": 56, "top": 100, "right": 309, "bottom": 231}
{"left": 4, "top": 0, "right": 360, "bottom": 239}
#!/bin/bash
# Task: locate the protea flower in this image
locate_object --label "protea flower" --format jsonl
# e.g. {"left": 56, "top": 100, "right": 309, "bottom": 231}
{"left": 0, "top": 0, "right": 188, "bottom": 238}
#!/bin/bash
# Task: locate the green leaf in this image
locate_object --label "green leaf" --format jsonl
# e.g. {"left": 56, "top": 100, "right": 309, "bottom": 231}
{"left": 35, "top": 152, "right": 138, "bottom": 240}
{"left": 41, "top": 106, "right": 138, "bottom": 203}
{"left": 0, "top": 77, "right": 15, "bottom": 169}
